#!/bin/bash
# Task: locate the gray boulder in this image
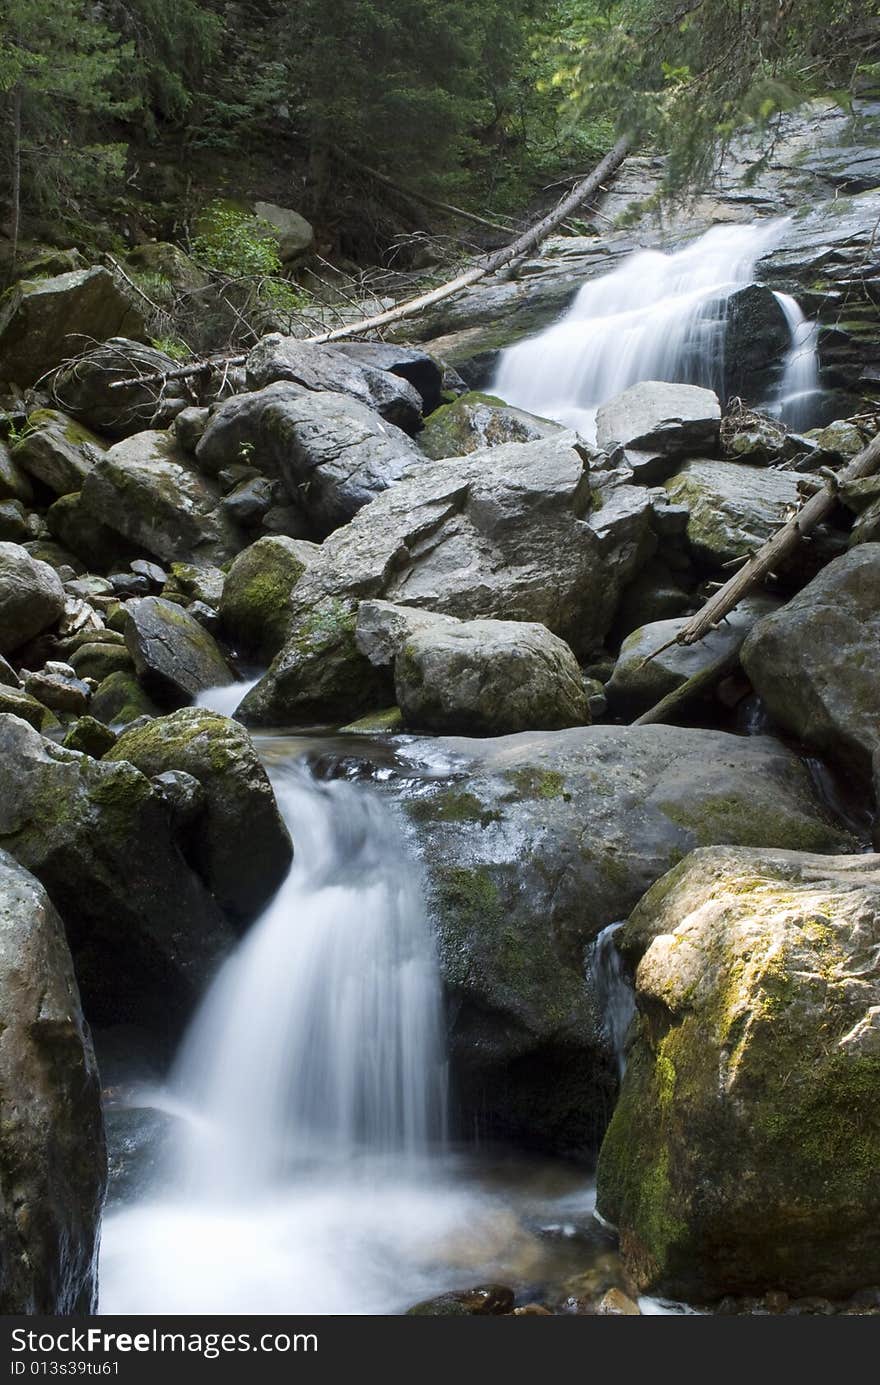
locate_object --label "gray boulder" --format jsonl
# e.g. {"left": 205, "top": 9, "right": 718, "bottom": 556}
{"left": 332, "top": 342, "right": 444, "bottom": 413}
{"left": 395, "top": 617, "right": 591, "bottom": 734}
{"left": 253, "top": 201, "right": 315, "bottom": 261}
{"left": 46, "top": 491, "right": 137, "bottom": 571}
{"left": 196, "top": 382, "right": 423, "bottom": 537}
{"left": 107, "top": 709, "right": 292, "bottom": 922}
{"left": 596, "top": 382, "right": 721, "bottom": 456}
{"left": 418, "top": 392, "right": 561, "bottom": 460}
{"left": 722, "top": 284, "right": 792, "bottom": 401}
{"left": 598, "top": 846, "right": 880, "bottom": 1300}
{"left": 665, "top": 459, "right": 800, "bottom": 566}
{"left": 394, "top": 724, "right": 852, "bottom": 1155}
{"left": 0, "top": 542, "right": 65, "bottom": 654}
{"left": 0, "top": 714, "right": 234, "bottom": 1030}
{"left": 0, "top": 269, "right": 146, "bottom": 388}
{"left": 11, "top": 409, "right": 106, "bottom": 497}
{"left": 80, "top": 430, "right": 242, "bottom": 566}
{"left": 52, "top": 338, "right": 193, "bottom": 439}
{"left": 0, "top": 440, "right": 34, "bottom": 504}
{"left": 0, "top": 851, "right": 105, "bottom": 1313}
{"left": 220, "top": 535, "right": 318, "bottom": 661}
{"left": 245, "top": 335, "right": 423, "bottom": 432}
{"left": 239, "top": 434, "right": 655, "bottom": 726}
{"left": 741, "top": 544, "right": 880, "bottom": 780}
{"left": 124, "top": 596, "right": 232, "bottom": 707}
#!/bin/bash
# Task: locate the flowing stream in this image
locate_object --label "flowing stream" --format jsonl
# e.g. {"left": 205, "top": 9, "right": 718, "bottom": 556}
{"left": 492, "top": 218, "right": 822, "bottom": 437}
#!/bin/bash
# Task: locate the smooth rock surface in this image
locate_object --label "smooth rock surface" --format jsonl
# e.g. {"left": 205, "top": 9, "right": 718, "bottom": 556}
{"left": 0, "top": 542, "right": 65, "bottom": 654}
{"left": 124, "top": 596, "right": 232, "bottom": 707}
{"left": 665, "top": 459, "right": 800, "bottom": 566}
{"left": 596, "top": 382, "right": 721, "bottom": 456}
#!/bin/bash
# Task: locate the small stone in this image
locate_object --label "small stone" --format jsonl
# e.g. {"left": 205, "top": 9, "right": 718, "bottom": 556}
{"left": 24, "top": 669, "right": 91, "bottom": 715}
{"left": 65, "top": 576, "right": 114, "bottom": 600}
{"left": 595, "top": 1289, "right": 640, "bottom": 1315}
{"left": 109, "top": 572, "right": 151, "bottom": 597}
{"left": 130, "top": 559, "right": 168, "bottom": 586}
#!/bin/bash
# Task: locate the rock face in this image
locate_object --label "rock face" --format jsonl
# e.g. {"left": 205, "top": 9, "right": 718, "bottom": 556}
{"left": 392, "top": 724, "right": 852, "bottom": 1154}
{"left": 124, "top": 597, "right": 233, "bottom": 707}
{"left": 0, "top": 542, "right": 65, "bottom": 654}
{"left": 0, "top": 714, "right": 234, "bottom": 1031}
{"left": 11, "top": 409, "right": 106, "bottom": 497}
{"left": 52, "top": 339, "right": 193, "bottom": 439}
{"left": 0, "top": 268, "right": 146, "bottom": 387}
{"left": 418, "top": 392, "right": 561, "bottom": 460}
{"left": 665, "top": 459, "right": 800, "bottom": 566}
{"left": 0, "top": 851, "right": 105, "bottom": 1313}
{"left": 80, "top": 430, "right": 242, "bottom": 566}
{"left": 741, "top": 545, "right": 880, "bottom": 780}
{"left": 597, "top": 845, "right": 880, "bottom": 1300}
{"left": 220, "top": 535, "right": 318, "bottom": 661}
{"left": 596, "top": 382, "right": 721, "bottom": 456}
{"left": 107, "top": 709, "right": 292, "bottom": 922}
{"left": 395, "top": 618, "right": 591, "bottom": 734}
{"left": 606, "top": 596, "right": 778, "bottom": 717}
{"left": 239, "top": 435, "right": 655, "bottom": 726}
{"left": 196, "top": 382, "right": 422, "bottom": 537}
{"left": 722, "top": 285, "right": 792, "bottom": 401}
{"left": 332, "top": 342, "right": 444, "bottom": 414}
{"left": 245, "top": 335, "right": 423, "bottom": 432}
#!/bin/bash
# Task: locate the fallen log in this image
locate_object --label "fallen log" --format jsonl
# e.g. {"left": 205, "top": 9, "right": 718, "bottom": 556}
{"left": 107, "top": 137, "right": 630, "bottom": 391}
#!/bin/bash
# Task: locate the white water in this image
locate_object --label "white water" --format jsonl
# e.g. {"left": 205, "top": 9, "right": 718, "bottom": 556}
{"left": 771, "top": 292, "right": 822, "bottom": 430}
{"left": 591, "top": 924, "right": 636, "bottom": 1080}
{"left": 492, "top": 219, "right": 821, "bottom": 439}
{"left": 195, "top": 676, "right": 261, "bottom": 718}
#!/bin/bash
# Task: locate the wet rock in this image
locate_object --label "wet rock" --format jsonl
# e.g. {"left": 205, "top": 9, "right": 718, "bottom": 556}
{"left": 0, "top": 714, "right": 234, "bottom": 1031}
{"left": 596, "top": 382, "right": 721, "bottom": 456}
{"left": 46, "top": 491, "right": 137, "bottom": 571}
{"left": 406, "top": 1285, "right": 515, "bottom": 1316}
{"left": 395, "top": 617, "right": 591, "bottom": 734}
{"left": 665, "top": 460, "right": 800, "bottom": 566}
{"left": 0, "top": 498, "right": 28, "bottom": 542}
{"left": 722, "top": 285, "right": 792, "bottom": 401}
{"left": 0, "top": 851, "right": 105, "bottom": 1312}
{"left": 150, "top": 769, "right": 205, "bottom": 829}
{"left": 11, "top": 409, "right": 106, "bottom": 496}
{"left": 245, "top": 335, "right": 423, "bottom": 433}
{"left": 0, "top": 439, "right": 35, "bottom": 504}
{"left": 123, "top": 596, "right": 233, "bottom": 708}
{"left": 0, "top": 683, "right": 54, "bottom": 730}
{"left": 399, "top": 724, "right": 852, "bottom": 1154}
{"left": 418, "top": 391, "right": 561, "bottom": 459}
{"left": 221, "top": 475, "right": 275, "bottom": 527}
{"left": 80, "top": 430, "right": 242, "bottom": 567}
{"left": 333, "top": 341, "right": 444, "bottom": 413}
{"left": 0, "top": 268, "right": 146, "bottom": 387}
{"left": 240, "top": 434, "right": 654, "bottom": 726}
{"left": 0, "top": 542, "right": 65, "bottom": 654}
{"left": 107, "top": 708, "right": 293, "bottom": 922}
{"left": 595, "top": 1289, "right": 641, "bottom": 1315}
{"left": 219, "top": 535, "right": 318, "bottom": 662}
{"left": 741, "top": 544, "right": 880, "bottom": 781}
{"left": 173, "top": 406, "right": 210, "bottom": 454}
{"left": 163, "top": 562, "right": 225, "bottom": 610}
{"left": 130, "top": 559, "right": 167, "bottom": 587}
{"left": 23, "top": 667, "right": 90, "bottom": 716}
{"left": 89, "top": 670, "right": 160, "bottom": 727}
{"left": 62, "top": 716, "right": 117, "bottom": 758}
{"left": 52, "top": 339, "right": 192, "bottom": 439}
{"left": 196, "top": 381, "right": 422, "bottom": 537}
{"left": 597, "top": 845, "right": 880, "bottom": 1300}
{"left": 69, "top": 641, "right": 134, "bottom": 682}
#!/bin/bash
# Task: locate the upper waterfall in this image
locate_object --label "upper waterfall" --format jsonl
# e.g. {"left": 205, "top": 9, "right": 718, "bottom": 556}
{"left": 491, "top": 218, "right": 821, "bottom": 439}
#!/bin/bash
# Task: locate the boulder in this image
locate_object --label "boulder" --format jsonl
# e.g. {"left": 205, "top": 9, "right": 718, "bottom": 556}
{"left": 394, "top": 617, "right": 591, "bottom": 734}
{"left": 0, "top": 440, "right": 35, "bottom": 504}
{"left": 418, "top": 392, "right": 561, "bottom": 460}
{"left": 196, "top": 382, "right": 422, "bottom": 537}
{"left": 391, "top": 724, "right": 853, "bottom": 1154}
{"left": 239, "top": 434, "right": 655, "bottom": 727}
{"left": 354, "top": 599, "right": 457, "bottom": 669}
{"left": 720, "top": 408, "right": 788, "bottom": 466}
{"left": 596, "top": 382, "right": 721, "bottom": 456}
{"left": 52, "top": 339, "right": 193, "bottom": 439}
{"left": 0, "top": 715, "right": 235, "bottom": 1030}
{"left": 665, "top": 459, "right": 800, "bottom": 566}
{"left": 0, "top": 684, "right": 53, "bottom": 730}
{"left": 123, "top": 597, "right": 233, "bottom": 707}
{"left": 89, "top": 670, "right": 160, "bottom": 727}
{"left": 0, "top": 541, "right": 65, "bottom": 654}
{"left": 0, "top": 499, "right": 28, "bottom": 542}
{"left": 332, "top": 342, "right": 444, "bottom": 414}
{"left": 69, "top": 641, "right": 134, "bottom": 682}
{"left": 253, "top": 201, "right": 315, "bottom": 261}
{"left": 741, "top": 545, "right": 880, "bottom": 781}
{"left": 123, "top": 242, "right": 210, "bottom": 295}
{"left": 46, "top": 491, "right": 137, "bottom": 571}
{"left": 0, "top": 268, "right": 146, "bottom": 387}
{"left": 597, "top": 846, "right": 880, "bottom": 1300}
{"left": 23, "top": 667, "right": 90, "bottom": 716}
{"left": 245, "top": 335, "right": 423, "bottom": 432}
{"left": 80, "top": 431, "right": 242, "bottom": 566}
{"left": 107, "top": 708, "right": 292, "bottom": 922}
{"left": 606, "top": 596, "right": 779, "bottom": 717}
{"left": 722, "top": 285, "right": 792, "bottom": 401}
{"left": 62, "top": 716, "right": 117, "bottom": 758}
{"left": 220, "top": 535, "right": 318, "bottom": 661}
{"left": 11, "top": 409, "right": 106, "bottom": 497}
{"left": 0, "top": 851, "right": 105, "bottom": 1313}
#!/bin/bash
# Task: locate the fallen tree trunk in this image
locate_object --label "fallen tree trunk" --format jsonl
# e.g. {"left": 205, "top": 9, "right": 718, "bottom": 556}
{"left": 633, "top": 431, "right": 880, "bottom": 725}
{"left": 108, "top": 136, "right": 630, "bottom": 392}
{"left": 332, "top": 148, "right": 516, "bottom": 236}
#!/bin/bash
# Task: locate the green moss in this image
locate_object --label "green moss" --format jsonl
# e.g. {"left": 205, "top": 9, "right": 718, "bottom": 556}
{"left": 407, "top": 791, "right": 500, "bottom": 826}
{"left": 340, "top": 707, "right": 405, "bottom": 734}
{"left": 659, "top": 795, "right": 847, "bottom": 853}
{"left": 504, "top": 767, "right": 570, "bottom": 801}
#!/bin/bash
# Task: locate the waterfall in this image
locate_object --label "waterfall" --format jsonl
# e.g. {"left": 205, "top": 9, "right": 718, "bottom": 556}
{"left": 591, "top": 924, "right": 636, "bottom": 1080}
{"left": 492, "top": 219, "right": 820, "bottom": 439}
{"left": 770, "top": 292, "right": 822, "bottom": 431}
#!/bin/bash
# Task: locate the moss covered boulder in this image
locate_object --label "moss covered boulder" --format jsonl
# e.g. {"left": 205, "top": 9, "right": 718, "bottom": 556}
{"left": 741, "top": 544, "right": 880, "bottom": 782}
{"left": 89, "top": 670, "right": 160, "bottom": 727}
{"left": 108, "top": 708, "right": 292, "bottom": 922}
{"left": 392, "top": 724, "right": 853, "bottom": 1156}
{"left": 0, "top": 714, "right": 234, "bottom": 1032}
{"left": 665, "top": 460, "right": 800, "bottom": 568}
{"left": 0, "top": 850, "right": 105, "bottom": 1313}
{"left": 11, "top": 409, "right": 106, "bottom": 497}
{"left": 597, "top": 845, "right": 880, "bottom": 1301}
{"left": 418, "top": 392, "right": 561, "bottom": 460}
{"left": 219, "top": 535, "right": 318, "bottom": 661}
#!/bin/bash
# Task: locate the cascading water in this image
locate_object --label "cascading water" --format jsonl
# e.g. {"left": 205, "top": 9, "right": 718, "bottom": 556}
{"left": 771, "top": 292, "right": 822, "bottom": 430}
{"left": 492, "top": 218, "right": 821, "bottom": 438}
{"left": 591, "top": 924, "right": 636, "bottom": 1080}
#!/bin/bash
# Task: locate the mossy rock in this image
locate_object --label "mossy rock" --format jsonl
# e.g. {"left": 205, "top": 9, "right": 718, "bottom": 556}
{"left": 418, "top": 392, "right": 561, "bottom": 460}
{"left": 89, "top": 671, "right": 159, "bottom": 727}
{"left": 219, "top": 536, "right": 317, "bottom": 662}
